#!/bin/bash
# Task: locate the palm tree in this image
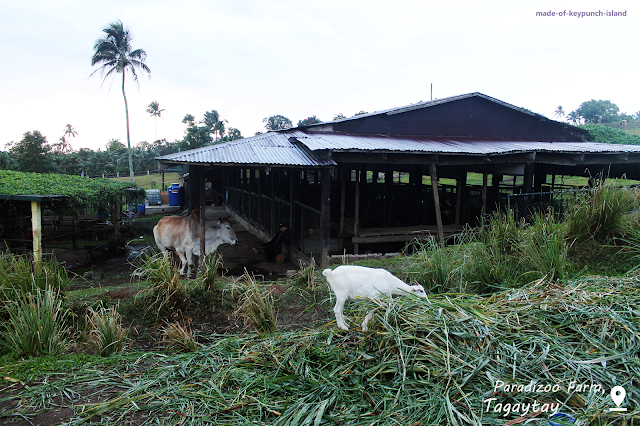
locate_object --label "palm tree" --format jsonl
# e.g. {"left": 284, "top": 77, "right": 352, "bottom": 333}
{"left": 554, "top": 106, "right": 565, "bottom": 120}
{"left": 90, "top": 20, "right": 151, "bottom": 183}
{"left": 54, "top": 124, "right": 77, "bottom": 153}
{"left": 146, "top": 101, "right": 165, "bottom": 142}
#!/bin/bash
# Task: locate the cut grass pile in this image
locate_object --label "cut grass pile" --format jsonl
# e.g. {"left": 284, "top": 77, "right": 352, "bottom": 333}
{"left": 1, "top": 276, "right": 638, "bottom": 425}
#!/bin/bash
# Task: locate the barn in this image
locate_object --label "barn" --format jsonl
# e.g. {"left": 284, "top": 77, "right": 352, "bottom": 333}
{"left": 157, "top": 92, "right": 640, "bottom": 267}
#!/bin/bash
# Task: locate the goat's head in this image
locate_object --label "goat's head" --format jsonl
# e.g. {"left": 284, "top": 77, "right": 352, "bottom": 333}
{"left": 410, "top": 283, "right": 428, "bottom": 298}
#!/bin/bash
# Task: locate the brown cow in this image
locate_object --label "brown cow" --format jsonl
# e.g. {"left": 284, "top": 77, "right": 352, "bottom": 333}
{"left": 153, "top": 209, "right": 238, "bottom": 276}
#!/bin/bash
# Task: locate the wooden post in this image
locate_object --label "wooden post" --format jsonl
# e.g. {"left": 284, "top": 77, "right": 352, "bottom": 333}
{"left": 354, "top": 167, "right": 361, "bottom": 254}
{"left": 429, "top": 162, "right": 445, "bottom": 247}
{"left": 320, "top": 169, "right": 332, "bottom": 268}
{"left": 482, "top": 170, "right": 488, "bottom": 224}
{"left": 31, "top": 201, "right": 42, "bottom": 267}
{"left": 523, "top": 164, "right": 534, "bottom": 193}
{"left": 455, "top": 169, "right": 466, "bottom": 225}
{"left": 199, "top": 167, "right": 206, "bottom": 262}
{"left": 339, "top": 166, "right": 346, "bottom": 252}
{"left": 270, "top": 170, "right": 276, "bottom": 235}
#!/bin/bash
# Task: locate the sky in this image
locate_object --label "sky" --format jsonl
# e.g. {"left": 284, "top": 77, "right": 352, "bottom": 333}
{"left": 1, "top": 0, "right": 638, "bottom": 152}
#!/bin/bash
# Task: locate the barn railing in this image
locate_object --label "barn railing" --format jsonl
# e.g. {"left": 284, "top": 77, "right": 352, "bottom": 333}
{"left": 507, "top": 189, "right": 588, "bottom": 219}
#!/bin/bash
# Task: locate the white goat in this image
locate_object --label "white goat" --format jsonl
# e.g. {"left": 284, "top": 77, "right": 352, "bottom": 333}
{"left": 323, "top": 265, "right": 427, "bottom": 331}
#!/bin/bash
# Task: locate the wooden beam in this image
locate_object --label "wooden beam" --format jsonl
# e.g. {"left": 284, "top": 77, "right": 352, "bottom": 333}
{"left": 429, "top": 162, "right": 445, "bottom": 247}
{"left": 31, "top": 201, "right": 42, "bottom": 266}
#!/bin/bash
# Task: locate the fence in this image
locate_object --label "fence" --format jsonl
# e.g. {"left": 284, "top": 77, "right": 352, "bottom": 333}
{"left": 1, "top": 213, "right": 115, "bottom": 257}
{"left": 226, "top": 186, "right": 321, "bottom": 259}
{"left": 507, "top": 189, "right": 588, "bottom": 219}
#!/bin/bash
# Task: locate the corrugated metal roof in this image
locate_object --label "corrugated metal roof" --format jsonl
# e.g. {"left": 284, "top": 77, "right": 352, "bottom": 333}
{"left": 291, "top": 132, "right": 640, "bottom": 155}
{"left": 156, "top": 132, "right": 336, "bottom": 167}
{"left": 157, "top": 130, "right": 640, "bottom": 167}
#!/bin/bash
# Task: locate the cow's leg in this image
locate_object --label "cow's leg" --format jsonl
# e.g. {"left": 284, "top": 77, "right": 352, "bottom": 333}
{"left": 176, "top": 249, "right": 189, "bottom": 276}
{"left": 184, "top": 245, "right": 195, "bottom": 277}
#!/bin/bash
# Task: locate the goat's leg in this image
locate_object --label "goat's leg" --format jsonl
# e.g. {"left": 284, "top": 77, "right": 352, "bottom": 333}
{"left": 333, "top": 299, "right": 349, "bottom": 330}
{"left": 361, "top": 311, "right": 374, "bottom": 331}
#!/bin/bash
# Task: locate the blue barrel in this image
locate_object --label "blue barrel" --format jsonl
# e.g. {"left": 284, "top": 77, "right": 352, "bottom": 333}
{"left": 168, "top": 184, "right": 184, "bottom": 207}
{"left": 137, "top": 204, "right": 146, "bottom": 215}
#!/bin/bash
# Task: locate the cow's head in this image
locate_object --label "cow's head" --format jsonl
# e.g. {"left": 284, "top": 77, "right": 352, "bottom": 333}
{"left": 203, "top": 217, "right": 238, "bottom": 254}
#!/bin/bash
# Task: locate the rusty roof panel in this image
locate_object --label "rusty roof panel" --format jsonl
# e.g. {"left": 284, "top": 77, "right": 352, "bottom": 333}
{"left": 157, "top": 132, "right": 337, "bottom": 167}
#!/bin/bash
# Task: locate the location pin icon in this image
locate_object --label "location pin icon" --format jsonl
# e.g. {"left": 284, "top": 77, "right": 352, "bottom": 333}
{"left": 611, "top": 386, "right": 626, "bottom": 407}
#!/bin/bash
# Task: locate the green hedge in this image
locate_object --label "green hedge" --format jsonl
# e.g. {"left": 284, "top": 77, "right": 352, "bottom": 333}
{"left": 0, "top": 170, "right": 145, "bottom": 215}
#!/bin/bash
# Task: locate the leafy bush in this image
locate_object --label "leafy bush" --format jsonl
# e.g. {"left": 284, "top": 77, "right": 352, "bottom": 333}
{"left": 85, "top": 303, "right": 128, "bottom": 356}
{"left": 581, "top": 123, "right": 640, "bottom": 145}
{"left": 0, "top": 170, "right": 145, "bottom": 216}
{"left": 0, "top": 287, "right": 70, "bottom": 357}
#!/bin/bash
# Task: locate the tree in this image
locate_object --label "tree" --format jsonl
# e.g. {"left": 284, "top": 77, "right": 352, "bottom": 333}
{"left": 332, "top": 113, "right": 346, "bottom": 120}
{"left": 554, "top": 106, "right": 565, "bottom": 120}
{"left": 8, "top": 131, "right": 55, "bottom": 173}
{"left": 297, "top": 115, "right": 322, "bottom": 127}
{"left": 574, "top": 100, "right": 620, "bottom": 124}
{"left": 566, "top": 111, "right": 581, "bottom": 125}
{"left": 202, "top": 110, "right": 227, "bottom": 142}
{"left": 634, "top": 111, "right": 640, "bottom": 122}
{"left": 354, "top": 110, "right": 368, "bottom": 116}
{"left": 263, "top": 115, "right": 292, "bottom": 131}
{"left": 181, "top": 113, "right": 212, "bottom": 150}
{"left": 91, "top": 20, "right": 151, "bottom": 183}
{"left": 53, "top": 124, "right": 77, "bottom": 153}
{"left": 146, "top": 101, "right": 165, "bottom": 142}
{"left": 221, "top": 127, "right": 242, "bottom": 142}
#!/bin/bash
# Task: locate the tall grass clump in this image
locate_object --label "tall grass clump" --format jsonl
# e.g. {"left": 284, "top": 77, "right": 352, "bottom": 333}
{"left": 0, "top": 287, "right": 70, "bottom": 357}
{"left": 236, "top": 270, "right": 276, "bottom": 334}
{"left": 406, "top": 238, "right": 465, "bottom": 293}
{"left": 566, "top": 183, "right": 640, "bottom": 241}
{"left": 292, "top": 257, "right": 317, "bottom": 290}
{"left": 195, "top": 254, "right": 224, "bottom": 292}
{"left": 135, "top": 253, "right": 187, "bottom": 318}
{"left": 85, "top": 303, "right": 128, "bottom": 356}
{"left": 0, "top": 253, "right": 68, "bottom": 300}
{"left": 518, "top": 210, "right": 569, "bottom": 283}
{"left": 161, "top": 322, "right": 199, "bottom": 353}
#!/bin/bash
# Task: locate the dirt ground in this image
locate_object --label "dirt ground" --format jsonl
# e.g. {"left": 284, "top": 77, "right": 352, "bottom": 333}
{"left": 56, "top": 207, "right": 330, "bottom": 341}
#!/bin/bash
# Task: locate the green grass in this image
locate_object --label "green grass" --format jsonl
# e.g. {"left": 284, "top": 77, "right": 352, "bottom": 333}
{"left": 1, "top": 277, "right": 638, "bottom": 425}
{"left": 111, "top": 172, "right": 181, "bottom": 190}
